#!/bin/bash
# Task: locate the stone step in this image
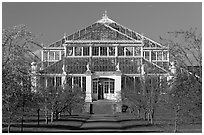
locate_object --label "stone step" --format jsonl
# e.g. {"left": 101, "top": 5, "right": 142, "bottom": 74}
{"left": 92, "top": 100, "right": 114, "bottom": 114}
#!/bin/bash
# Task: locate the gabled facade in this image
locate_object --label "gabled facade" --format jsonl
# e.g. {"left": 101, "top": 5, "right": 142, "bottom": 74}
{"left": 32, "top": 12, "right": 171, "bottom": 112}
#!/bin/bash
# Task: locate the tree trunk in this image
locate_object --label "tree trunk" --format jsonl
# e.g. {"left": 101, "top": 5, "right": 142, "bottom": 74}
{"left": 150, "top": 112, "right": 153, "bottom": 124}
{"left": 45, "top": 109, "right": 48, "bottom": 124}
{"left": 150, "top": 108, "right": 154, "bottom": 124}
{"left": 144, "top": 111, "right": 147, "bottom": 120}
{"left": 7, "top": 115, "right": 11, "bottom": 133}
{"left": 174, "top": 116, "right": 178, "bottom": 133}
{"left": 55, "top": 110, "right": 58, "bottom": 121}
{"left": 174, "top": 110, "right": 178, "bottom": 132}
{"left": 51, "top": 111, "right": 54, "bottom": 123}
{"left": 137, "top": 108, "right": 140, "bottom": 118}
{"left": 68, "top": 108, "right": 72, "bottom": 116}
{"left": 174, "top": 105, "right": 180, "bottom": 133}
{"left": 37, "top": 109, "right": 40, "bottom": 126}
{"left": 21, "top": 115, "right": 24, "bottom": 132}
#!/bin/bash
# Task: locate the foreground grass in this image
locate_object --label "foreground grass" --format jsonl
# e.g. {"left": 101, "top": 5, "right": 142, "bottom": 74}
{"left": 2, "top": 113, "right": 91, "bottom": 133}
{"left": 2, "top": 111, "right": 201, "bottom": 133}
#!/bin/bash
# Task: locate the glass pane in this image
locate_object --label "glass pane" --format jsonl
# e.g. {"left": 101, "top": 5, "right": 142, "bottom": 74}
{"left": 43, "top": 51, "right": 48, "bottom": 61}
{"left": 100, "top": 47, "right": 107, "bottom": 56}
{"left": 126, "top": 47, "right": 133, "bottom": 56}
{"left": 49, "top": 51, "right": 55, "bottom": 60}
{"left": 163, "top": 62, "right": 169, "bottom": 70}
{"left": 109, "top": 46, "right": 115, "bottom": 56}
{"left": 157, "top": 51, "right": 162, "bottom": 60}
{"left": 56, "top": 77, "right": 62, "bottom": 86}
{"left": 118, "top": 46, "right": 125, "bottom": 56}
{"left": 151, "top": 51, "right": 156, "bottom": 60}
{"left": 61, "top": 50, "right": 64, "bottom": 57}
{"left": 163, "top": 51, "right": 168, "bottom": 60}
{"left": 93, "top": 81, "right": 98, "bottom": 93}
{"left": 104, "top": 81, "right": 109, "bottom": 93}
{"left": 75, "top": 47, "right": 82, "bottom": 56}
{"left": 110, "top": 81, "right": 114, "bottom": 93}
{"left": 82, "top": 77, "right": 86, "bottom": 92}
{"left": 73, "top": 77, "right": 81, "bottom": 87}
{"left": 92, "top": 46, "right": 99, "bottom": 56}
{"left": 134, "top": 47, "right": 141, "bottom": 56}
{"left": 157, "top": 62, "right": 163, "bottom": 67}
{"left": 66, "top": 76, "right": 72, "bottom": 86}
{"left": 66, "top": 47, "right": 73, "bottom": 56}
{"left": 144, "top": 51, "right": 149, "bottom": 60}
{"left": 55, "top": 51, "right": 60, "bottom": 60}
{"left": 83, "top": 46, "right": 89, "bottom": 56}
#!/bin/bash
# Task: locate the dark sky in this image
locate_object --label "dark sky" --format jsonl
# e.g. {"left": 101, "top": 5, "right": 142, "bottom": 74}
{"left": 2, "top": 2, "right": 202, "bottom": 48}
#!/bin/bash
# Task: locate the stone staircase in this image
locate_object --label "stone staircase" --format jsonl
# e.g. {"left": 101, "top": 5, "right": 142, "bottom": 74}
{"left": 92, "top": 100, "right": 115, "bottom": 114}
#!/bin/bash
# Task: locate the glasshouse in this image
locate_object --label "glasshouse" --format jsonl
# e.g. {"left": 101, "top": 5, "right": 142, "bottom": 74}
{"left": 31, "top": 12, "right": 174, "bottom": 112}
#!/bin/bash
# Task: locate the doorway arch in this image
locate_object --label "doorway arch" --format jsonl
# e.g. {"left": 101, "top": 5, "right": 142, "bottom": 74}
{"left": 92, "top": 78, "right": 115, "bottom": 100}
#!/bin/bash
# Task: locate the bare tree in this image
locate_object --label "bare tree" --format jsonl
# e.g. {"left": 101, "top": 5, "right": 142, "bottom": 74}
{"left": 2, "top": 25, "right": 42, "bottom": 132}
{"left": 161, "top": 28, "right": 201, "bottom": 79}
{"left": 160, "top": 28, "right": 202, "bottom": 132}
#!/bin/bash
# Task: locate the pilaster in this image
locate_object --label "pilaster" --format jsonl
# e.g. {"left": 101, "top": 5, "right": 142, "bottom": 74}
{"left": 85, "top": 71, "right": 93, "bottom": 102}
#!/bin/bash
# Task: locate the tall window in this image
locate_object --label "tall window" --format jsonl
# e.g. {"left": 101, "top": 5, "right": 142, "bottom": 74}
{"left": 163, "top": 51, "right": 168, "bottom": 60}
{"left": 157, "top": 51, "right": 162, "bottom": 60}
{"left": 144, "top": 51, "right": 150, "bottom": 60}
{"left": 73, "top": 77, "right": 81, "bottom": 87}
{"left": 66, "top": 47, "right": 73, "bottom": 56}
{"left": 49, "top": 51, "right": 55, "bottom": 61}
{"left": 93, "top": 81, "right": 98, "bottom": 93}
{"left": 56, "top": 77, "right": 62, "bottom": 86}
{"left": 100, "top": 47, "right": 107, "bottom": 56}
{"left": 151, "top": 51, "right": 156, "bottom": 60}
{"left": 92, "top": 46, "right": 99, "bottom": 56}
{"left": 109, "top": 46, "right": 115, "bottom": 56}
{"left": 118, "top": 46, "right": 125, "bottom": 56}
{"left": 75, "top": 47, "right": 82, "bottom": 56}
{"left": 104, "top": 81, "right": 109, "bottom": 93}
{"left": 126, "top": 47, "right": 133, "bottom": 56}
{"left": 134, "top": 47, "right": 141, "bottom": 56}
{"left": 55, "top": 51, "right": 60, "bottom": 60}
{"left": 48, "top": 77, "right": 55, "bottom": 86}
{"left": 110, "top": 81, "right": 114, "bottom": 93}
{"left": 43, "top": 51, "right": 48, "bottom": 61}
{"left": 83, "top": 46, "right": 89, "bottom": 56}
{"left": 66, "top": 76, "right": 72, "bottom": 86}
{"left": 61, "top": 50, "right": 64, "bottom": 57}
{"left": 82, "top": 77, "right": 86, "bottom": 92}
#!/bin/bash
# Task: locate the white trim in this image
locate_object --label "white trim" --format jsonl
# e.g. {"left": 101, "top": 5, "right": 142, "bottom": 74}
{"left": 64, "top": 40, "right": 142, "bottom": 44}
{"left": 104, "top": 23, "right": 139, "bottom": 42}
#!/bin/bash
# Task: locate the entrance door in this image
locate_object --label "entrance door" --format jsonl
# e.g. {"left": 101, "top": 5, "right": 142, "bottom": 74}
{"left": 98, "top": 84, "right": 104, "bottom": 100}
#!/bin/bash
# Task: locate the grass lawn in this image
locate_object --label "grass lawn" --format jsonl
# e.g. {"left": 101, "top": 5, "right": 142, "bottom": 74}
{"left": 2, "top": 113, "right": 91, "bottom": 133}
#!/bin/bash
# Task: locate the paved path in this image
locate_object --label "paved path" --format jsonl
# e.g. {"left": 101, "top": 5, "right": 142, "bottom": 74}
{"left": 80, "top": 114, "right": 122, "bottom": 131}
{"left": 80, "top": 114, "right": 163, "bottom": 132}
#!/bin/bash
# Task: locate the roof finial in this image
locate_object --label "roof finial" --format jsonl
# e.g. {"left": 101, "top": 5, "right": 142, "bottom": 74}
{"left": 64, "top": 33, "right": 67, "bottom": 39}
{"left": 105, "top": 10, "right": 107, "bottom": 17}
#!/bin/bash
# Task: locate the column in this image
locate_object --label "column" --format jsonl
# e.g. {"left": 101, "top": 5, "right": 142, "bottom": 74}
{"left": 81, "top": 76, "right": 83, "bottom": 90}
{"left": 54, "top": 76, "right": 56, "bottom": 86}
{"left": 114, "top": 71, "right": 122, "bottom": 112}
{"left": 72, "top": 76, "right": 74, "bottom": 88}
{"left": 41, "top": 50, "right": 44, "bottom": 62}
{"left": 45, "top": 77, "right": 48, "bottom": 88}
{"left": 115, "top": 45, "right": 118, "bottom": 57}
{"left": 59, "top": 50, "right": 62, "bottom": 60}
{"left": 85, "top": 72, "right": 92, "bottom": 102}
{"left": 133, "top": 76, "right": 136, "bottom": 92}
{"left": 114, "top": 75, "right": 121, "bottom": 101}
{"left": 62, "top": 74, "right": 66, "bottom": 88}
